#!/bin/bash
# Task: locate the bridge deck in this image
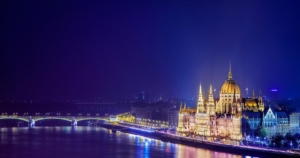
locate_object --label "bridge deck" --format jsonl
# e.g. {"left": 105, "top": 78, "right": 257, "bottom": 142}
{"left": 0, "top": 115, "right": 109, "bottom": 122}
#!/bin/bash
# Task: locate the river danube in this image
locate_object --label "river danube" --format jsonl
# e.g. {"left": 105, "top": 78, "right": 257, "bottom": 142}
{"left": 0, "top": 126, "right": 257, "bottom": 158}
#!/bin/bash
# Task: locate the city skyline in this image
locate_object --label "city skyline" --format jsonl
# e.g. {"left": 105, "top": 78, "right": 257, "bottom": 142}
{"left": 2, "top": 1, "right": 300, "bottom": 100}
{"left": 2, "top": 1, "right": 300, "bottom": 158}
{"left": 0, "top": 62, "right": 292, "bottom": 101}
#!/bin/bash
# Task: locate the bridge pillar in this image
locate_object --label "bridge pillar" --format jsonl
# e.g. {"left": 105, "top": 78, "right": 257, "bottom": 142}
{"left": 71, "top": 117, "right": 77, "bottom": 126}
{"left": 28, "top": 116, "right": 35, "bottom": 127}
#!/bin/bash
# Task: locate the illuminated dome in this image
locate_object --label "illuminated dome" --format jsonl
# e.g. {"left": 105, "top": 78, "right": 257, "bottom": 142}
{"left": 244, "top": 99, "right": 256, "bottom": 106}
{"left": 221, "top": 79, "right": 240, "bottom": 94}
{"left": 220, "top": 63, "right": 241, "bottom": 94}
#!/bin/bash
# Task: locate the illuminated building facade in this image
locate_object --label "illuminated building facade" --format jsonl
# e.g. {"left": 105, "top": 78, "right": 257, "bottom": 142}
{"left": 261, "top": 107, "right": 300, "bottom": 138}
{"left": 289, "top": 113, "right": 300, "bottom": 135}
{"left": 242, "top": 112, "right": 261, "bottom": 138}
{"left": 168, "top": 108, "right": 179, "bottom": 127}
{"left": 276, "top": 112, "right": 289, "bottom": 135}
{"left": 131, "top": 97, "right": 180, "bottom": 127}
{"left": 241, "top": 93, "right": 266, "bottom": 138}
{"left": 262, "top": 107, "right": 277, "bottom": 138}
{"left": 177, "top": 64, "right": 264, "bottom": 144}
{"left": 176, "top": 64, "right": 300, "bottom": 142}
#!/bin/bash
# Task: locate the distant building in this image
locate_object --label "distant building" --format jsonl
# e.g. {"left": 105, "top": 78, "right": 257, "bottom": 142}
{"left": 131, "top": 97, "right": 181, "bottom": 127}
{"left": 242, "top": 111, "right": 261, "bottom": 138}
{"left": 168, "top": 108, "right": 179, "bottom": 128}
{"left": 131, "top": 102, "right": 152, "bottom": 120}
{"left": 276, "top": 111, "right": 289, "bottom": 136}
{"left": 262, "top": 107, "right": 277, "bottom": 138}
{"left": 151, "top": 99, "right": 169, "bottom": 122}
{"left": 290, "top": 113, "right": 300, "bottom": 135}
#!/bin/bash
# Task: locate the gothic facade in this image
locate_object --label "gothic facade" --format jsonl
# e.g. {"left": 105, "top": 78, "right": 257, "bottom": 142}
{"left": 177, "top": 64, "right": 264, "bottom": 143}
{"left": 262, "top": 107, "right": 300, "bottom": 138}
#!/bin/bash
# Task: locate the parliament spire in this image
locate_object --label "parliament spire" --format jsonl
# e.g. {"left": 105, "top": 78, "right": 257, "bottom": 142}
{"left": 228, "top": 62, "right": 232, "bottom": 79}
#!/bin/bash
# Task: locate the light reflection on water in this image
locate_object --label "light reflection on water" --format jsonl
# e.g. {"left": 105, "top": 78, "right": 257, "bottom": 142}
{"left": 0, "top": 127, "right": 254, "bottom": 158}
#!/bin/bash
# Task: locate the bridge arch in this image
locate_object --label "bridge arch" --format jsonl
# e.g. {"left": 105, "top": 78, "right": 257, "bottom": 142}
{"left": 0, "top": 116, "right": 109, "bottom": 124}
{"left": 76, "top": 118, "right": 108, "bottom": 122}
{"left": 34, "top": 117, "right": 72, "bottom": 122}
{"left": 0, "top": 117, "right": 29, "bottom": 122}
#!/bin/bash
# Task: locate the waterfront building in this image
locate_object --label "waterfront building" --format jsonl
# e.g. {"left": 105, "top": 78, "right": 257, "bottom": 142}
{"left": 276, "top": 112, "right": 289, "bottom": 136}
{"left": 131, "top": 98, "right": 180, "bottom": 127}
{"left": 176, "top": 63, "right": 300, "bottom": 142}
{"left": 242, "top": 111, "right": 262, "bottom": 138}
{"left": 290, "top": 113, "right": 300, "bottom": 135}
{"left": 262, "top": 108, "right": 300, "bottom": 138}
{"left": 168, "top": 108, "right": 179, "bottom": 128}
{"left": 131, "top": 102, "right": 153, "bottom": 120}
{"left": 262, "top": 107, "right": 277, "bottom": 138}
{"left": 243, "top": 90, "right": 264, "bottom": 112}
{"left": 143, "top": 63, "right": 300, "bottom": 145}
{"left": 151, "top": 98, "right": 169, "bottom": 122}
{"left": 177, "top": 64, "right": 263, "bottom": 144}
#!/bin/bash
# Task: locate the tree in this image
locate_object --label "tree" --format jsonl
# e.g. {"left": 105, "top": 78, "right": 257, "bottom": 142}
{"left": 273, "top": 133, "right": 285, "bottom": 147}
{"left": 285, "top": 132, "right": 293, "bottom": 141}
{"left": 292, "top": 133, "right": 300, "bottom": 147}
{"left": 256, "top": 126, "right": 267, "bottom": 138}
{"left": 293, "top": 133, "right": 300, "bottom": 140}
{"left": 259, "top": 126, "right": 267, "bottom": 138}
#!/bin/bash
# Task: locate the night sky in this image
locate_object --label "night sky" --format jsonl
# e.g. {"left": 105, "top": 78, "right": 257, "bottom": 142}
{"left": 1, "top": 1, "right": 300, "bottom": 101}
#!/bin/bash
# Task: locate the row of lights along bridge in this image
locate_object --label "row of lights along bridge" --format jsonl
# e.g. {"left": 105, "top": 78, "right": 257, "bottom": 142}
{"left": 1, "top": 113, "right": 103, "bottom": 116}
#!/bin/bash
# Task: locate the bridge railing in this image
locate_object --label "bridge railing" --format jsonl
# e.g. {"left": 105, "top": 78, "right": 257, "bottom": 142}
{"left": 0, "top": 112, "right": 108, "bottom": 117}
{"left": 0, "top": 114, "right": 109, "bottom": 121}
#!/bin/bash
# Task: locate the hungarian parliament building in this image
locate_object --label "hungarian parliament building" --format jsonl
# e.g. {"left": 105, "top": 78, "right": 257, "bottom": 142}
{"left": 176, "top": 64, "right": 299, "bottom": 143}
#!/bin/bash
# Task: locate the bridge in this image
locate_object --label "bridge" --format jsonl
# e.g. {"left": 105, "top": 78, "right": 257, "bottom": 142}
{"left": 0, "top": 115, "right": 110, "bottom": 126}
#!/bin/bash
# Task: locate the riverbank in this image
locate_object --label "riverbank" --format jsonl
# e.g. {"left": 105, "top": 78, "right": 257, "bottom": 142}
{"left": 99, "top": 123, "right": 300, "bottom": 158}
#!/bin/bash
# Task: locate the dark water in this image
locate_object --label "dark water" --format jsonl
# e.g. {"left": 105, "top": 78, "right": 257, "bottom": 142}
{"left": 0, "top": 127, "right": 256, "bottom": 158}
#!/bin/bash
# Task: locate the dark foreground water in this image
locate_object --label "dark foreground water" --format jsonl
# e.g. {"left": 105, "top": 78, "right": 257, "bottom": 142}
{"left": 0, "top": 127, "right": 257, "bottom": 158}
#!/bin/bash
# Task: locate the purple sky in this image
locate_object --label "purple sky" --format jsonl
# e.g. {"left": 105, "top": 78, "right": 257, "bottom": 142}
{"left": 1, "top": 0, "right": 300, "bottom": 100}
